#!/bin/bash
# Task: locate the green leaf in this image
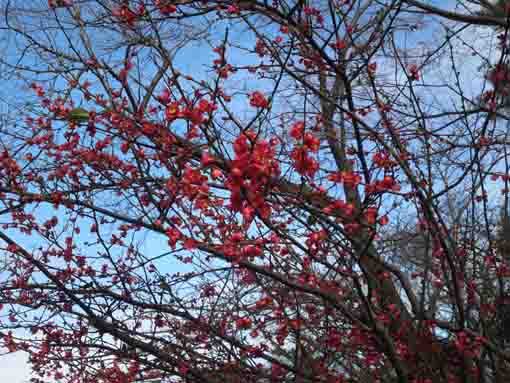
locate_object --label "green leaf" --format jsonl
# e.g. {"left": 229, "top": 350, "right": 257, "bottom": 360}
{"left": 67, "top": 108, "right": 89, "bottom": 123}
{"left": 159, "top": 277, "right": 171, "bottom": 291}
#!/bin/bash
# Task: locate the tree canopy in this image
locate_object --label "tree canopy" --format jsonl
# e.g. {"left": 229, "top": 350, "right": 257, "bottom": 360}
{"left": 0, "top": 1, "right": 510, "bottom": 382}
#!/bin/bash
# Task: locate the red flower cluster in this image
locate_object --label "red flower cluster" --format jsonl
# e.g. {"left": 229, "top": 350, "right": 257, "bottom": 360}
{"left": 327, "top": 171, "right": 362, "bottom": 188}
{"left": 289, "top": 121, "right": 321, "bottom": 177}
{"left": 372, "top": 151, "right": 396, "bottom": 169}
{"left": 226, "top": 131, "right": 280, "bottom": 223}
{"left": 249, "top": 91, "right": 269, "bottom": 108}
{"left": 408, "top": 64, "right": 420, "bottom": 81}
{"left": 48, "top": 0, "right": 72, "bottom": 8}
{"left": 365, "top": 175, "right": 400, "bottom": 194}
{"left": 112, "top": 4, "right": 139, "bottom": 27}
{"left": 155, "top": 0, "right": 177, "bottom": 14}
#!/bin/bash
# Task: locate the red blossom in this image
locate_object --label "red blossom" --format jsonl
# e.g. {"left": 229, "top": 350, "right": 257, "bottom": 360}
{"left": 249, "top": 91, "right": 269, "bottom": 108}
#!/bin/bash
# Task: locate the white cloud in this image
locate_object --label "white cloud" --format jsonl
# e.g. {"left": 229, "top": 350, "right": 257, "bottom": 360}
{"left": 0, "top": 352, "right": 30, "bottom": 383}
